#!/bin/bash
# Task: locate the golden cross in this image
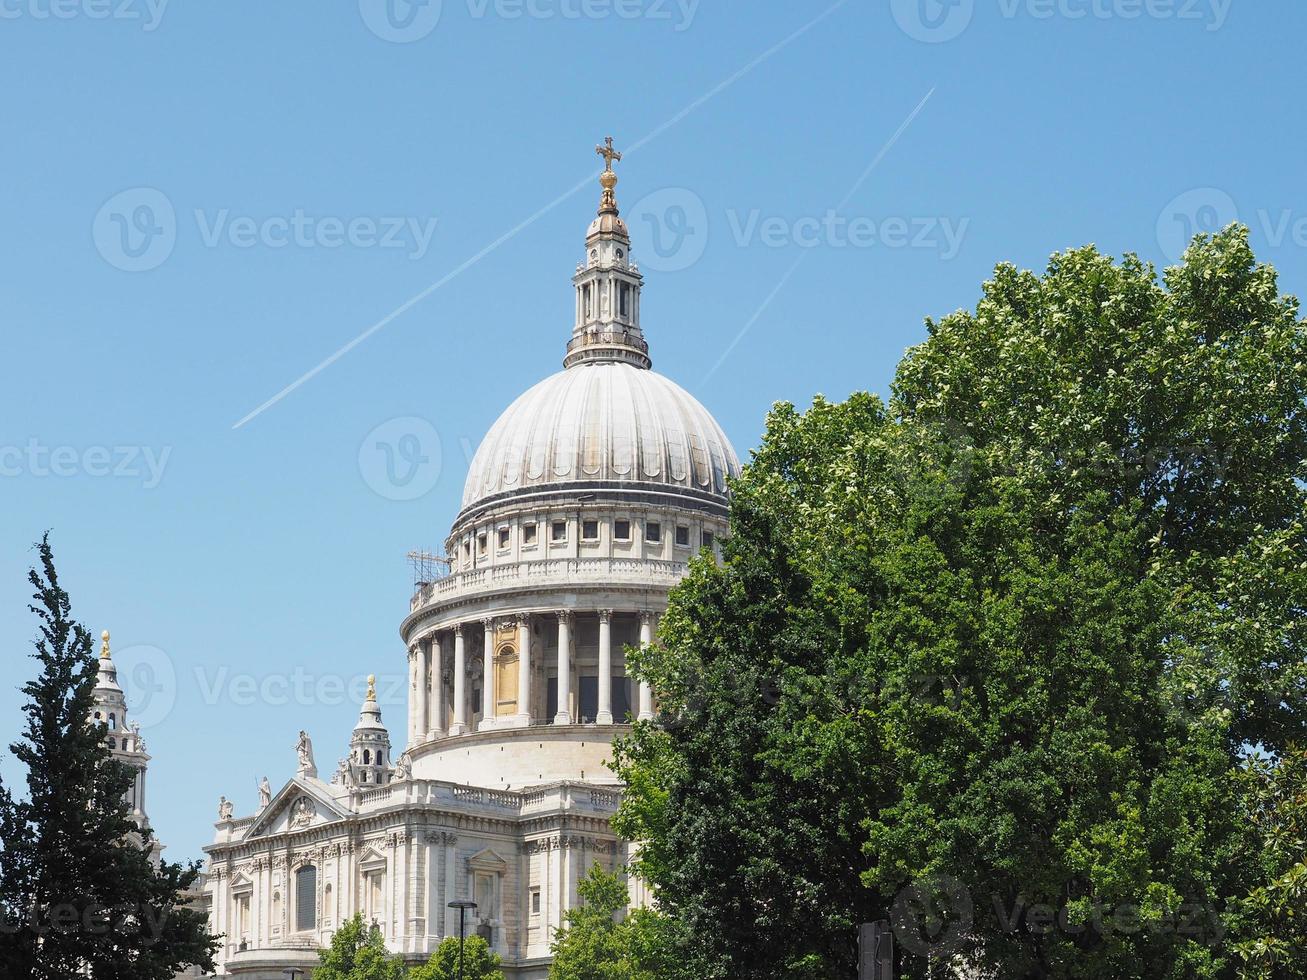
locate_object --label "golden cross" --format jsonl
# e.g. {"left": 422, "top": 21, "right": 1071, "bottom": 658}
{"left": 596, "top": 136, "right": 622, "bottom": 172}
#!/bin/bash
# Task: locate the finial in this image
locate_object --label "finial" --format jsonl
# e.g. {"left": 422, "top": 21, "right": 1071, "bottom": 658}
{"left": 100, "top": 630, "right": 111, "bottom": 660}
{"left": 595, "top": 136, "right": 622, "bottom": 214}
{"left": 367, "top": 674, "right": 376, "bottom": 700}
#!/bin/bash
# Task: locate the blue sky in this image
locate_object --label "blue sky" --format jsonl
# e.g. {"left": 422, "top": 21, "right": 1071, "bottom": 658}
{"left": 1, "top": 0, "right": 1303, "bottom": 862}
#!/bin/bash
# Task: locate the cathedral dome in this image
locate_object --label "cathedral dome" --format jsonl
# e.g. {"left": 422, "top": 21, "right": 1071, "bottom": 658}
{"left": 460, "top": 360, "right": 740, "bottom": 514}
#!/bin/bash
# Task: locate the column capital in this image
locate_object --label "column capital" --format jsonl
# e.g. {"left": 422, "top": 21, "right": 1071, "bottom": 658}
{"left": 453, "top": 622, "right": 465, "bottom": 638}
{"left": 597, "top": 608, "right": 613, "bottom": 623}
{"left": 516, "top": 613, "right": 531, "bottom": 627}
{"left": 481, "top": 616, "right": 497, "bottom": 630}
{"left": 557, "top": 609, "right": 575, "bottom": 625}
{"left": 639, "top": 610, "right": 655, "bottom": 626}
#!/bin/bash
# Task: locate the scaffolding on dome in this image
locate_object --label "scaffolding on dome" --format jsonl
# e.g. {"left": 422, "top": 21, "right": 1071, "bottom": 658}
{"left": 407, "top": 550, "right": 451, "bottom": 591}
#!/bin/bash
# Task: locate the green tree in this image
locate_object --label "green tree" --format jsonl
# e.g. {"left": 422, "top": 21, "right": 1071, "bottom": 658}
{"left": 547, "top": 865, "right": 692, "bottom": 980}
{"left": 312, "top": 914, "right": 406, "bottom": 980}
{"left": 0, "top": 535, "right": 217, "bottom": 979}
{"left": 409, "top": 934, "right": 504, "bottom": 980}
{"left": 614, "top": 226, "right": 1307, "bottom": 978}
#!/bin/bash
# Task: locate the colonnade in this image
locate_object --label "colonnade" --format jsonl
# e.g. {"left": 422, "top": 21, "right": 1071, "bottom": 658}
{"left": 408, "top": 610, "right": 657, "bottom": 744}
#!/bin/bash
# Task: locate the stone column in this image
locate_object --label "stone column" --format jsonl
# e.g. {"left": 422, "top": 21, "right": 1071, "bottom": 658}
{"left": 638, "top": 612, "right": 655, "bottom": 721}
{"left": 415, "top": 643, "right": 429, "bottom": 746}
{"left": 480, "top": 619, "right": 496, "bottom": 731}
{"left": 407, "top": 647, "right": 420, "bottom": 744}
{"left": 596, "top": 610, "right": 614, "bottom": 725}
{"left": 451, "top": 626, "right": 467, "bottom": 735}
{"left": 516, "top": 614, "right": 532, "bottom": 727}
{"left": 554, "top": 611, "right": 573, "bottom": 725}
{"left": 431, "top": 634, "right": 445, "bottom": 738}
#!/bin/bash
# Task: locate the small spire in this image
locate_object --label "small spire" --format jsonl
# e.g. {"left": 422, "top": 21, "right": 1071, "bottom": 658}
{"left": 595, "top": 136, "right": 622, "bottom": 214}
{"left": 100, "top": 630, "right": 111, "bottom": 660}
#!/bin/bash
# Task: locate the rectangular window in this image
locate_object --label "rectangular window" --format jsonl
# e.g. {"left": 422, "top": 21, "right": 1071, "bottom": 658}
{"left": 295, "top": 866, "right": 317, "bottom": 932}
{"left": 614, "top": 519, "right": 631, "bottom": 540}
{"left": 523, "top": 523, "right": 538, "bottom": 545}
{"left": 675, "top": 525, "right": 690, "bottom": 546}
{"left": 477, "top": 534, "right": 487, "bottom": 555}
{"left": 498, "top": 527, "right": 511, "bottom": 549}
{"left": 703, "top": 531, "right": 715, "bottom": 551}
{"left": 552, "top": 520, "right": 568, "bottom": 542}
{"left": 620, "top": 283, "right": 631, "bottom": 317}
{"left": 531, "top": 888, "right": 542, "bottom": 915}
{"left": 582, "top": 519, "right": 599, "bottom": 540}
{"left": 645, "top": 521, "right": 661, "bottom": 543}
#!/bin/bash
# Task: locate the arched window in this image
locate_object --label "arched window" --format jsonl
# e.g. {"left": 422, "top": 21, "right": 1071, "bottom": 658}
{"left": 295, "top": 866, "right": 317, "bottom": 932}
{"left": 363, "top": 749, "right": 371, "bottom": 765}
{"left": 108, "top": 713, "right": 116, "bottom": 730}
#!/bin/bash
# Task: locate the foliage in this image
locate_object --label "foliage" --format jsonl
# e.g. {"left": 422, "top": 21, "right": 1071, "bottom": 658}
{"left": 1228, "top": 746, "right": 1307, "bottom": 978}
{"left": 613, "top": 226, "right": 1307, "bottom": 979}
{"left": 0, "top": 534, "right": 217, "bottom": 979}
{"left": 313, "top": 914, "right": 407, "bottom": 980}
{"left": 409, "top": 934, "right": 504, "bottom": 980}
{"left": 547, "top": 865, "right": 694, "bottom": 980}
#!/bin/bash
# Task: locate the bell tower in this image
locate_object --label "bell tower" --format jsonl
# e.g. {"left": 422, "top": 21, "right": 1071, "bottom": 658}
{"left": 347, "top": 675, "right": 393, "bottom": 788}
{"left": 92, "top": 630, "right": 162, "bottom": 865}
{"left": 564, "top": 136, "right": 651, "bottom": 370}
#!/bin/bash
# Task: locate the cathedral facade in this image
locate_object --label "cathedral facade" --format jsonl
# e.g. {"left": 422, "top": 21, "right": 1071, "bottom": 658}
{"left": 200, "top": 143, "right": 741, "bottom": 979}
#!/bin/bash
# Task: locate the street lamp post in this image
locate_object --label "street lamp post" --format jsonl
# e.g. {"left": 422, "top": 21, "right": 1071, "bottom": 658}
{"left": 447, "top": 899, "right": 479, "bottom": 980}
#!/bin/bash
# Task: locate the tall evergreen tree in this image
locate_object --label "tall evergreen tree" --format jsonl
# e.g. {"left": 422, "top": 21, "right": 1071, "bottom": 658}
{"left": 0, "top": 535, "right": 216, "bottom": 978}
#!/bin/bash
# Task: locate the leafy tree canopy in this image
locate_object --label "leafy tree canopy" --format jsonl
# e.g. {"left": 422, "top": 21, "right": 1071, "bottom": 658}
{"left": 614, "top": 226, "right": 1307, "bottom": 979}
{"left": 409, "top": 934, "right": 504, "bottom": 980}
{"left": 312, "top": 914, "right": 407, "bottom": 980}
{"left": 548, "top": 865, "right": 693, "bottom": 980}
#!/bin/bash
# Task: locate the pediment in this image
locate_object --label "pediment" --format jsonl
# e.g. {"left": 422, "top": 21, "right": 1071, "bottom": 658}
{"left": 241, "top": 777, "right": 350, "bottom": 840}
{"left": 358, "top": 845, "right": 388, "bottom": 871}
{"left": 467, "top": 847, "right": 508, "bottom": 873}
